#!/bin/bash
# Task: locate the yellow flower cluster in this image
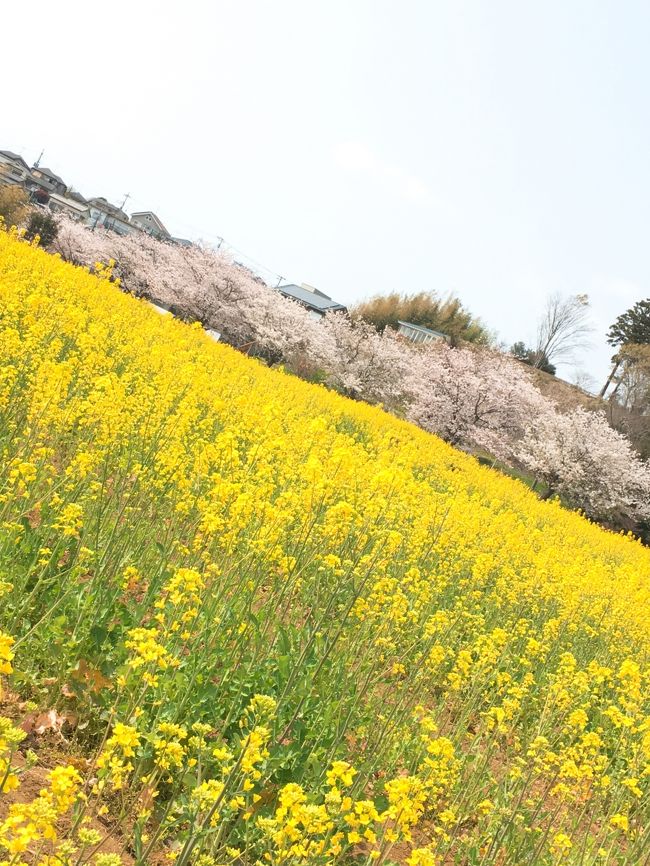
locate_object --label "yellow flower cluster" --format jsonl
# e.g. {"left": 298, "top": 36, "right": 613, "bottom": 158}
{"left": 0, "top": 765, "right": 82, "bottom": 857}
{"left": 1, "top": 229, "right": 650, "bottom": 864}
{"left": 259, "top": 761, "right": 433, "bottom": 863}
{"left": 96, "top": 722, "right": 141, "bottom": 791}
{"left": 0, "top": 716, "right": 26, "bottom": 794}
{"left": 0, "top": 631, "right": 14, "bottom": 676}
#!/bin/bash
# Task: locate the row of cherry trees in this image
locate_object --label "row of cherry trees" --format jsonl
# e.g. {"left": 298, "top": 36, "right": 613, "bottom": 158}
{"left": 51, "top": 218, "right": 650, "bottom": 524}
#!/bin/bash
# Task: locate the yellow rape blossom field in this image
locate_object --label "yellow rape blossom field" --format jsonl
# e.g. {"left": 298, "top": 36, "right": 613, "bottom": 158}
{"left": 0, "top": 229, "right": 649, "bottom": 866}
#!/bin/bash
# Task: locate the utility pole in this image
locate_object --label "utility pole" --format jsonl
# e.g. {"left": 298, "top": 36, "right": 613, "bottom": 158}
{"left": 119, "top": 192, "right": 131, "bottom": 211}
{"left": 275, "top": 276, "right": 284, "bottom": 288}
{"left": 33, "top": 149, "right": 44, "bottom": 168}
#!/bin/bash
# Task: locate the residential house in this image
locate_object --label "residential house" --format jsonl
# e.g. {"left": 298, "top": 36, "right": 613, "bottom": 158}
{"left": 278, "top": 283, "right": 347, "bottom": 320}
{"left": 0, "top": 151, "right": 31, "bottom": 186}
{"left": 48, "top": 191, "right": 89, "bottom": 220}
{"left": 130, "top": 211, "right": 170, "bottom": 240}
{"left": 28, "top": 166, "right": 67, "bottom": 197}
{"left": 86, "top": 197, "right": 133, "bottom": 235}
{"left": 397, "top": 320, "right": 448, "bottom": 344}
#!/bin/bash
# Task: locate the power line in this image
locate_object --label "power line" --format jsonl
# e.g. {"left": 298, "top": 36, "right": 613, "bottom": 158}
{"left": 162, "top": 216, "right": 293, "bottom": 287}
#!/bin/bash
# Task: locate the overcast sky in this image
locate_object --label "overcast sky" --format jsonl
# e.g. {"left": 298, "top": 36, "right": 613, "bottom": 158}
{"left": 3, "top": 0, "right": 649, "bottom": 387}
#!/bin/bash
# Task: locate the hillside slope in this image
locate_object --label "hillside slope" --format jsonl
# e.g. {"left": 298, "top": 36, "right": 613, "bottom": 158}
{"left": 525, "top": 365, "right": 603, "bottom": 411}
{"left": 0, "top": 232, "right": 649, "bottom": 866}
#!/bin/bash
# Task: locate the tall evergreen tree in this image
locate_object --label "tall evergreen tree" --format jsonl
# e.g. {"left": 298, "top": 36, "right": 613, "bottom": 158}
{"left": 602, "top": 300, "right": 650, "bottom": 396}
{"left": 607, "top": 299, "right": 650, "bottom": 347}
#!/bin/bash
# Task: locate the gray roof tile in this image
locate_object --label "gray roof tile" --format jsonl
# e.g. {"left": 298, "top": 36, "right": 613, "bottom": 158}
{"left": 278, "top": 284, "right": 346, "bottom": 312}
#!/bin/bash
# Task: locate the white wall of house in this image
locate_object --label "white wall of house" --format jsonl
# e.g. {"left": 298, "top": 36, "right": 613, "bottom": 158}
{"left": 131, "top": 214, "right": 151, "bottom": 231}
{"left": 48, "top": 193, "right": 88, "bottom": 220}
{"left": 130, "top": 212, "right": 169, "bottom": 239}
{"left": 86, "top": 208, "right": 134, "bottom": 235}
{"left": 397, "top": 322, "right": 445, "bottom": 344}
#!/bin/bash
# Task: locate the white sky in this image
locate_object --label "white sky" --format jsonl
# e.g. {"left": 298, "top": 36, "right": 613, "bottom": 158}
{"left": 3, "top": 0, "right": 649, "bottom": 388}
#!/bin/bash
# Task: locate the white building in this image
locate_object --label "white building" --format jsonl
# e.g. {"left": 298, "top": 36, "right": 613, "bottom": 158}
{"left": 48, "top": 192, "right": 89, "bottom": 220}
{"left": 85, "top": 197, "right": 134, "bottom": 235}
{"left": 397, "top": 321, "right": 448, "bottom": 344}
{"left": 130, "top": 211, "right": 170, "bottom": 240}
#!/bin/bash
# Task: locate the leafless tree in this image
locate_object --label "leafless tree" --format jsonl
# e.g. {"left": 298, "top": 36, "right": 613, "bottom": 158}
{"left": 534, "top": 293, "right": 593, "bottom": 368}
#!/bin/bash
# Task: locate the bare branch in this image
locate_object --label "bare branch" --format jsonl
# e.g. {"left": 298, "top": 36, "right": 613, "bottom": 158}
{"left": 534, "top": 293, "right": 594, "bottom": 367}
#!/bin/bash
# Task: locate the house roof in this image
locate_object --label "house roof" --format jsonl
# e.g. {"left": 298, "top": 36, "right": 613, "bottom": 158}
{"left": 397, "top": 320, "right": 448, "bottom": 339}
{"left": 0, "top": 150, "right": 30, "bottom": 170}
{"left": 278, "top": 284, "right": 347, "bottom": 313}
{"left": 131, "top": 211, "right": 170, "bottom": 235}
{"left": 26, "top": 175, "right": 57, "bottom": 192}
{"left": 33, "top": 167, "right": 65, "bottom": 185}
{"left": 66, "top": 189, "right": 88, "bottom": 204}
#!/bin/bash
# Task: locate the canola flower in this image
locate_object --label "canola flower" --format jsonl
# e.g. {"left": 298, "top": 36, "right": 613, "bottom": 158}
{"left": 0, "top": 764, "right": 82, "bottom": 858}
{"left": 0, "top": 230, "right": 649, "bottom": 864}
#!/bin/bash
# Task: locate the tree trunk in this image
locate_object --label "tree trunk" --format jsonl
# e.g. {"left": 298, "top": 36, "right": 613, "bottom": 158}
{"left": 599, "top": 357, "right": 621, "bottom": 398}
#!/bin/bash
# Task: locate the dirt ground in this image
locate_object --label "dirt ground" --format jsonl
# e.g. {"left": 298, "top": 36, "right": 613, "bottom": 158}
{"left": 1, "top": 687, "right": 134, "bottom": 864}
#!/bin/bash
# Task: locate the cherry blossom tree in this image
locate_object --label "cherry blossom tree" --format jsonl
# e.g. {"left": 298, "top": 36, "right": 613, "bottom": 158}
{"left": 405, "top": 343, "right": 549, "bottom": 461}
{"left": 51, "top": 218, "right": 327, "bottom": 365}
{"left": 517, "top": 406, "right": 650, "bottom": 520}
{"left": 320, "top": 313, "right": 414, "bottom": 407}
